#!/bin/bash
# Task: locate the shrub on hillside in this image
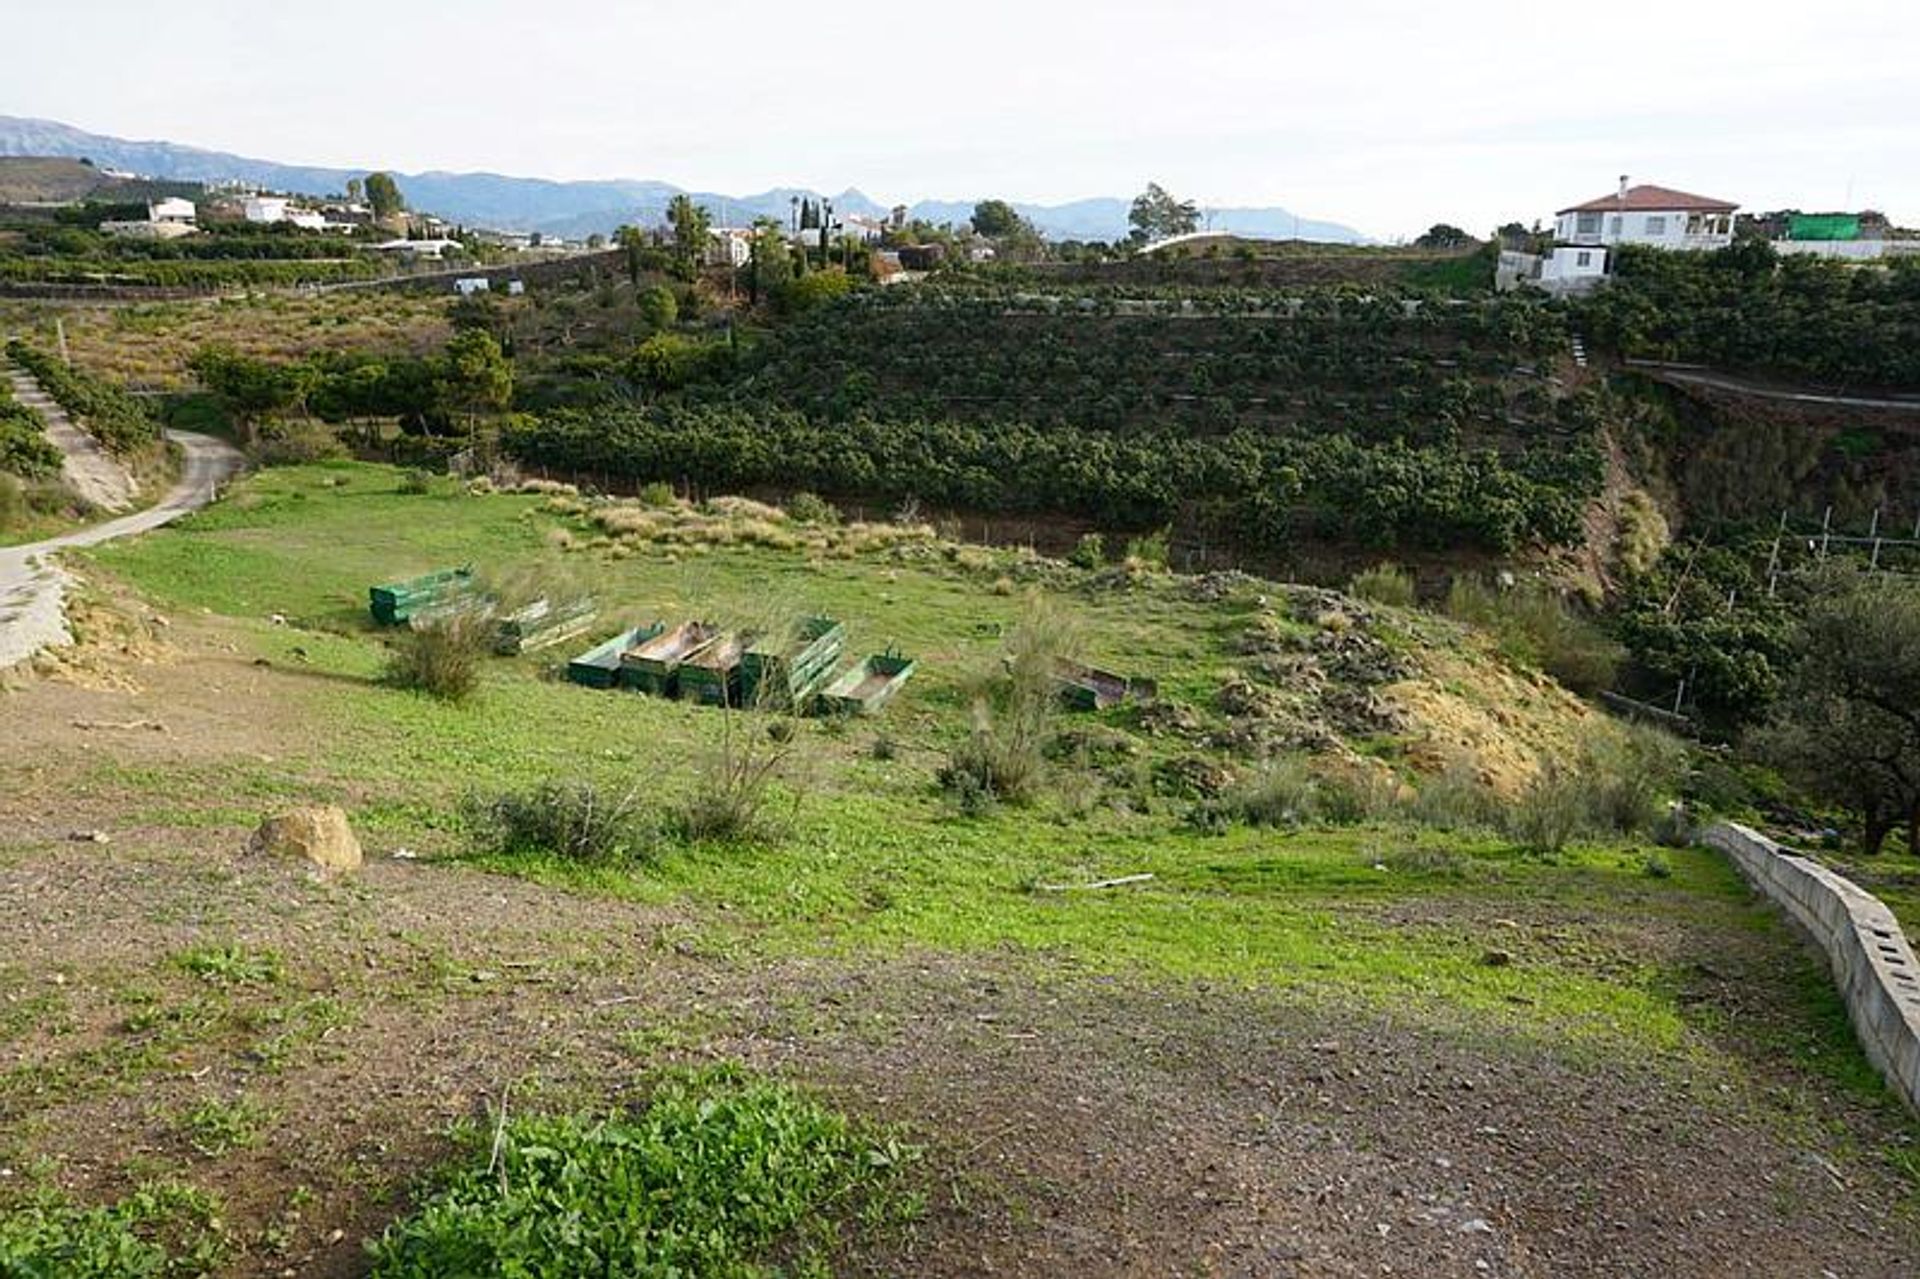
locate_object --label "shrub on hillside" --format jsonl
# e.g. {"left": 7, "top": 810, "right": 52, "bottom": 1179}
{"left": 1447, "top": 575, "right": 1622, "bottom": 695}
{"left": 671, "top": 709, "right": 804, "bottom": 845}
{"left": 941, "top": 596, "right": 1079, "bottom": 810}
{"left": 253, "top": 421, "right": 347, "bottom": 467}
{"left": 463, "top": 781, "right": 652, "bottom": 863}
{"left": 1068, "top": 532, "right": 1106, "bottom": 570}
{"left": 784, "top": 490, "right": 840, "bottom": 525}
{"left": 385, "top": 614, "right": 489, "bottom": 702}
{"left": 1348, "top": 562, "right": 1416, "bottom": 607}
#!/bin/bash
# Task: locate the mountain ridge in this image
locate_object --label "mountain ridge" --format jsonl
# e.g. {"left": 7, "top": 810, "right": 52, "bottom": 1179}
{"left": 0, "top": 115, "right": 1370, "bottom": 244}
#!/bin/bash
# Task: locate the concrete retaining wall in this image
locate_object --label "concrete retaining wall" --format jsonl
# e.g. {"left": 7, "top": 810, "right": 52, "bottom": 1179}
{"left": 1704, "top": 823, "right": 1920, "bottom": 1113}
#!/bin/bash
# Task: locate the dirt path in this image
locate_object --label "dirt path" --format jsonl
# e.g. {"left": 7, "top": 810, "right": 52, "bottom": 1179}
{"left": 4, "top": 361, "right": 139, "bottom": 511}
{"left": 0, "top": 429, "right": 241, "bottom": 670}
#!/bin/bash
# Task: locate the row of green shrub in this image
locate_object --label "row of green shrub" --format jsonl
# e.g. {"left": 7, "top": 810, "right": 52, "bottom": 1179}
{"left": 6, "top": 339, "right": 159, "bottom": 455}
{"left": 0, "top": 255, "right": 388, "bottom": 288}
{"left": 1579, "top": 241, "right": 1920, "bottom": 388}
{"left": 0, "top": 376, "right": 63, "bottom": 479}
{"left": 503, "top": 404, "right": 1598, "bottom": 551}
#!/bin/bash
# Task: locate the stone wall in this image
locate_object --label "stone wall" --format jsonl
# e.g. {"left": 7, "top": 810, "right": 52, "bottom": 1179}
{"left": 1704, "top": 823, "right": 1920, "bottom": 1113}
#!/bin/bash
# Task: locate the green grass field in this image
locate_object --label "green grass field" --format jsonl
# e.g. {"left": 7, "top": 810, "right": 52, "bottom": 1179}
{"left": 77, "top": 460, "right": 1893, "bottom": 1101}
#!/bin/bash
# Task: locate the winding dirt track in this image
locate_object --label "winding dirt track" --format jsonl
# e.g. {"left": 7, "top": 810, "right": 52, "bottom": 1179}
{"left": 0, "top": 429, "right": 241, "bottom": 670}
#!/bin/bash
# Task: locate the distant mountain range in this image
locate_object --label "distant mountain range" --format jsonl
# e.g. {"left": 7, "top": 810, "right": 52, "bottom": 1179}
{"left": 0, "top": 115, "right": 1369, "bottom": 244}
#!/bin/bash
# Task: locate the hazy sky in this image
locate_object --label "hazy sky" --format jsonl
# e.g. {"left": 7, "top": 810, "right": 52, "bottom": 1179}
{"left": 7, "top": 0, "right": 1918, "bottom": 239}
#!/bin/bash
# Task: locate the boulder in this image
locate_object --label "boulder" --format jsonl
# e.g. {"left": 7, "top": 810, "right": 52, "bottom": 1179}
{"left": 249, "top": 805, "right": 363, "bottom": 875}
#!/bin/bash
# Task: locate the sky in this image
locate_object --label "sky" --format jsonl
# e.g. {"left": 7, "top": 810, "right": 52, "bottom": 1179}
{"left": 6, "top": 0, "right": 1919, "bottom": 240}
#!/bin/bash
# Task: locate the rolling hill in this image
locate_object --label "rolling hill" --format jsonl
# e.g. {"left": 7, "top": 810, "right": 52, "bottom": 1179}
{"left": 0, "top": 115, "right": 1369, "bottom": 243}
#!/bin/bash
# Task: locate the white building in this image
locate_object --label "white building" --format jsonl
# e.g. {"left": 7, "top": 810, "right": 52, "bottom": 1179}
{"left": 708, "top": 227, "right": 753, "bottom": 268}
{"left": 1553, "top": 179, "right": 1738, "bottom": 252}
{"left": 149, "top": 197, "right": 197, "bottom": 225}
{"left": 372, "top": 238, "right": 463, "bottom": 260}
{"left": 1500, "top": 178, "right": 1740, "bottom": 296}
{"left": 243, "top": 196, "right": 291, "bottom": 224}
{"left": 454, "top": 277, "right": 490, "bottom": 296}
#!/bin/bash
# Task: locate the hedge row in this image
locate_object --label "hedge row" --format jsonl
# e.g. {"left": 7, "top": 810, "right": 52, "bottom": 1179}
{"left": 503, "top": 405, "right": 1599, "bottom": 552}
{"left": 6, "top": 340, "right": 159, "bottom": 455}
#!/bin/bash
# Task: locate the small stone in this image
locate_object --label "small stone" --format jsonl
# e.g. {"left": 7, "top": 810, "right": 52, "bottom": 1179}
{"left": 1459, "top": 1218, "right": 1493, "bottom": 1235}
{"left": 68, "top": 830, "right": 110, "bottom": 844}
{"left": 1481, "top": 949, "right": 1514, "bottom": 967}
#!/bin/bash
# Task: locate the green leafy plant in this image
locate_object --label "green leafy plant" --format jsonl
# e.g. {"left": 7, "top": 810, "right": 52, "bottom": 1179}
{"left": 176, "top": 1096, "right": 271, "bottom": 1157}
{"left": 0, "top": 1181, "right": 230, "bottom": 1278}
{"left": 365, "top": 1067, "right": 921, "bottom": 1278}
{"left": 169, "top": 944, "right": 283, "bottom": 987}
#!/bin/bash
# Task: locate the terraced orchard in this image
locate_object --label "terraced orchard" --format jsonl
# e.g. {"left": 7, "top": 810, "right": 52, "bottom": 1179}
{"left": 2, "top": 461, "right": 1917, "bottom": 1277}
{"left": 507, "top": 287, "right": 1608, "bottom": 560}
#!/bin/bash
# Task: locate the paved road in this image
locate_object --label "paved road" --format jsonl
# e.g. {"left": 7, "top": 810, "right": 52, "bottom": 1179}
{"left": 0, "top": 430, "right": 242, "bottom": 670}
{"left": 1624, "top": 360, "right": 1920, "bottom": 412}
{"left": 5, "top": 362, "right": 138, "bottom": 511}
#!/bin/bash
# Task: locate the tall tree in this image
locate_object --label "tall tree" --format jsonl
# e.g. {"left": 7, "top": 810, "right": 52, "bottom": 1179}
{"left": 970, "top": 199, "right": 1023, "bottom": 239}
{"left": 435, "top": 329, "right": 513, "bottom": 432}
{"left": 1415, "top": 223, "right": 1474, "bottom": 249}
{"left": 614, "top": 223, "right": 649, "bottom": 284}
{"left": 1751, "top": 568, "right": 1920, "bottom": 854}
{"left": 667, "top": 195, "right": 712, "bottom": 269}
{"left": 187, "top": 347, "right": 313, "bottom": 446}
{"left": 364, "top": 172, "right": 407, "bottom": 220}
{"left": 1128, "top": 183, "right": 1199, "bottom": 243}
{"left": 746, "top": 219, "right": 792, "bottom": 306}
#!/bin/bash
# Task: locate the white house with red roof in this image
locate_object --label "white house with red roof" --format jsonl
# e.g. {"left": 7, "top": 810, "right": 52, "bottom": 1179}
{"left": 1501, "top": 177, "right": 1742, "bottom": 295}
{"left": 1553, "top": 178, "right": 1738, "bottom": 252}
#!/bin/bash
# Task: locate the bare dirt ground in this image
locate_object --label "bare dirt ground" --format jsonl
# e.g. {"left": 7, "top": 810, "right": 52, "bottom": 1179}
{"left": 3, "top": 608, "right": 1918, "bottom": 1278}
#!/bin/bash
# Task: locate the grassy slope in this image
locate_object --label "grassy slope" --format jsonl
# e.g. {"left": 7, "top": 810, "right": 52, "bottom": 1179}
{"left": 81, "top": 461, "right": 1890, "bottom": 1100}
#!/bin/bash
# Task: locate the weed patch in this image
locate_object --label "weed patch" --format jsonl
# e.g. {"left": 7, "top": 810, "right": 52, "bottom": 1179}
{"left": 366, "top": 1066, "right": 920, "bottom": 1277}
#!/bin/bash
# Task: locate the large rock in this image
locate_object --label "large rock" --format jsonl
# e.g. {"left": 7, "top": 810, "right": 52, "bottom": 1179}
{"left": 249, "top": 805, "right": 363, "bottom": 874}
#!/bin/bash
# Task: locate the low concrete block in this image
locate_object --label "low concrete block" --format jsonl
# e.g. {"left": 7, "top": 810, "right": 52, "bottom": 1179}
{"left": 1705, "top": 823, "right": 1920, "bottom": 1116}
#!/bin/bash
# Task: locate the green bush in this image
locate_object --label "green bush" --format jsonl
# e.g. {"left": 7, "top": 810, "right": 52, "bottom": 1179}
{"left": 366, "top": 1067, "right": 919, "bottom": 1278}
{"left": 1123, "top": 527, "right": 1171, "bottom": 568}
{"left": 0, "top": 384, "right": 64, "bottom": 481}
{"left": 0, "top": 473, "right": 24, "bottom": 530}
{"left": 463, "top": 781, "right": 652, "bottom": 864}
{"left": 385, "top": 614, "right": 490, "bottom": 702}
{"left": 1348, "top": 562, "right": 1416, "bottom": 607}
{"left": 1067, "top": 532, "right": 1105, "bottom": 569}
{"left": 784, "top": 490, "right": 840, "bottom": 525}
{"left": 1504, "top": 763, "right": 1591, "bottom": 853}
{"left": 252, "top": 421, "right": 346, "bottom": 467}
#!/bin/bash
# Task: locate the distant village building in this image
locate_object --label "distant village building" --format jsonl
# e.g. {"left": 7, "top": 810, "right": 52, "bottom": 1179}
{"left": 454, "top": 277, "right": 490, "bottom": 296}
{"left": 149, "top": 197, "right": 197, "bottom": 225}
{"left": 707, "top": 227, "right": 753, "bottom": 268}
{"left": 373, "top": 238, "right": 463, "bottom": 260}
{"left": 243, "top": 195, "right": 291, "bottom": 224}
{"left": 100, "top": 196, "right": 199, "bottom": 240}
